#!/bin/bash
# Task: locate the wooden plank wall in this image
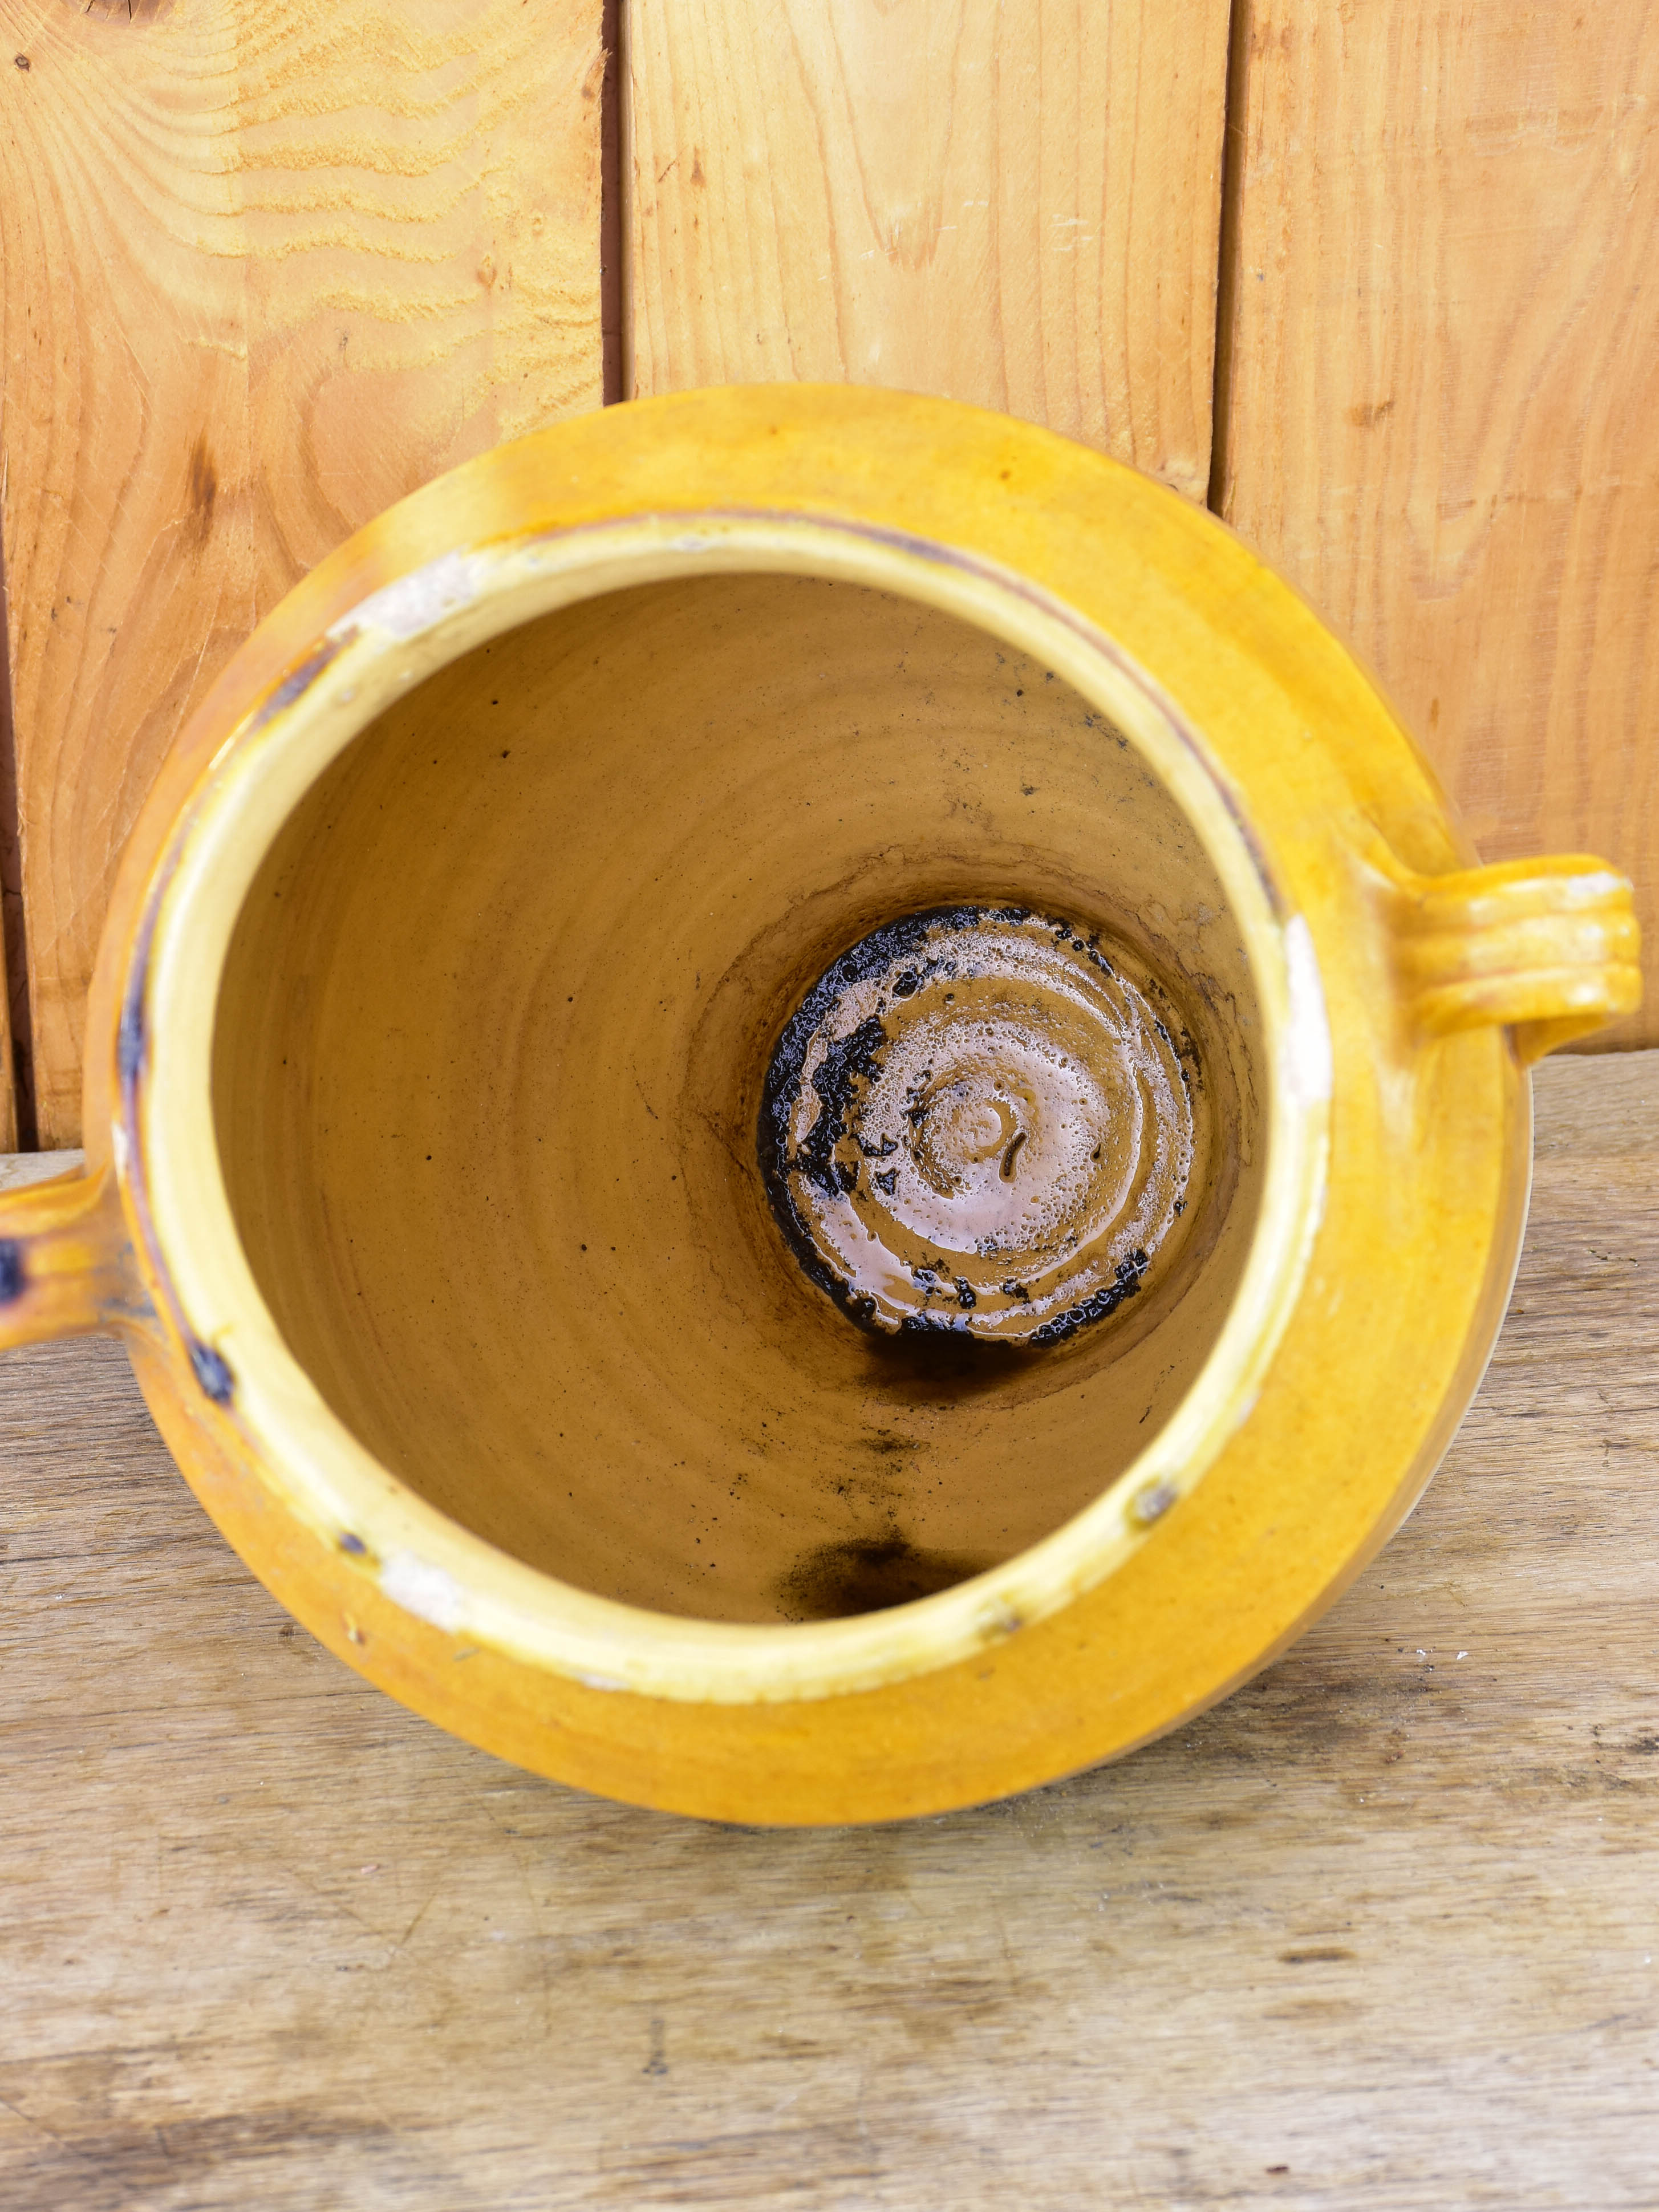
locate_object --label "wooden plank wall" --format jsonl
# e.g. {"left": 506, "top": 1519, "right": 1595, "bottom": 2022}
{"left": 1217, "top": 0, "right": 1659, "bottom": 1050}
{"left": 0, "top": 0, "right": 604, "bottom": 1147}
{"left": 624, "top": 0, "right": 1232, "bottom": 499}
{"left": 2, "top": 0, "right": 1656, "bottom": 1146}
{"left": 0, "top": 958, "right": 12, "bottom": 1152}
{"left": 0, "top": 580, "right": 17, "bottom": 1149}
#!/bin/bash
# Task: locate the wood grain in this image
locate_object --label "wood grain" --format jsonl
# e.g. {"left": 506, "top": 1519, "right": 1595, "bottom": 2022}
{"left": 0, "top": 539, "right": 20, "bottom": 1152}
{"left": 625, "top": 0, "right": 1231, "bottom": 497}
{"left": 2, "top": 1050, "right": 1656, "bottom": 2207}
{"left": 0, "top": 958, "right": 13, "bottom": 1154}
{"left": 1216, "top": 0, "right": 1659, "bottom": 1049}
{"left": 0, "top": 0, "right": 604, "bottom": 1148}
{"left": 0, "top": 1149, "right": 79, "bottom": 1195}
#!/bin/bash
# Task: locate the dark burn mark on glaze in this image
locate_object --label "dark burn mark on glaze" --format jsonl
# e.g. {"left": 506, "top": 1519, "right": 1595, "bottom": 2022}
{"left": 759, "top": 912, "right": 924, "bottom": 1328}
{"left": 796, "top": 1014, "right": 887, "bottom": 1195}
{"left": 1031, "top": 1248, "right": 1149, "bottom": 1347}
{"left": 110, "top": 623, "right": 357, "bottom": 1410}
{"left": 115, "top": 895, "right": 233, "bottom": 1412}
{"left": 866, "top": 1429, "right": 921, "bottom": 1457}
{"left": 246, "top": 631, "right": 353, "bottom": 735}
{"left": 117, "top": 971, "right": 146, "bottom": 1090}
{"left": 777, "top": 1535, "right": 994, "bottom": 1622}
{"left": 99, "top": 605, "right": 385, "bottom": 1424}
{"left": 190, "top": 1340, "right": 235, "bottom": 1403}
{"left": 0, "top": 1240, "right": 25, "bottom": 1305}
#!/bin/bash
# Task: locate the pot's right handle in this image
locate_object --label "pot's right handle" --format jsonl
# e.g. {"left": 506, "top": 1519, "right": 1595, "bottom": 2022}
{"left": 0, "top": 1167, "right": 139, "bottom": 1351}
{"left": 1392, "top": 854, "right": 1641, "bottom": 1062}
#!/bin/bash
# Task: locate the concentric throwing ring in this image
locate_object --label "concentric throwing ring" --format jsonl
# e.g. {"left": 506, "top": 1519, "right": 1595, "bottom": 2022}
{"left": 760, "top": 906, "right": 1201, "bottom": 1345}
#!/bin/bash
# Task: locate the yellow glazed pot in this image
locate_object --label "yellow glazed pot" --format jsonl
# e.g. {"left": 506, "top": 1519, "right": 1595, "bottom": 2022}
{"left": 0, "top": 387, "right": 1639, "bottom": 1824}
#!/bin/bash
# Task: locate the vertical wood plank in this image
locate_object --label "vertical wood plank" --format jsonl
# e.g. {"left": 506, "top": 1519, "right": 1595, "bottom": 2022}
{"left": 1218, "top": 1, "right": 1659, "bottom": 1048}
{"left": 1, "top": 546, "right": 22, "bottom": 1152}
{"left": 626, "top": 0, "right": 1232, "bottom": 498}
{"left": 0, "top": 0, "right": 605, "bottom": 1146}
{"left": 0, "top": 980, "right": 14, "bottom": 1156}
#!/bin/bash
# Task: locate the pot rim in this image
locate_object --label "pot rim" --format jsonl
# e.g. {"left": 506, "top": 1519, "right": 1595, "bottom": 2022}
{"left": 121, "top": 507, "right": 1331, "bottom": 1705}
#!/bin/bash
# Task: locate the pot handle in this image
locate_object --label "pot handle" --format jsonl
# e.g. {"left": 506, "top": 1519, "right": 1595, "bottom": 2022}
{"left": 1392, "top": 854, "right": 1641, "bottom": 1063}
{"left": 0, "top": 1166, "right": 140, "bottom": 1351}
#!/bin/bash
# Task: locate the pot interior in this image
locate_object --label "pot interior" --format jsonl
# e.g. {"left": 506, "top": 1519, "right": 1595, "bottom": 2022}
{"left": 213, "top": 572, "right": 1268, "bottom": 1624}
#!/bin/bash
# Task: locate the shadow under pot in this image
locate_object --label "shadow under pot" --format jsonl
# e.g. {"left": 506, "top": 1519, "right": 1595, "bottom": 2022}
{"left": 0, "top": 386, "right": 1637, "bottom": 1823}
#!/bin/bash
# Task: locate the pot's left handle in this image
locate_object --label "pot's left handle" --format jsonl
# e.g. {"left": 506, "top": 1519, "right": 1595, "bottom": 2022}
{"left": 0, "top": 1167, "right": 139, "bottom": 1350}
{"left": 1392, "top": 854, "right": 1641, "bottom": 1062}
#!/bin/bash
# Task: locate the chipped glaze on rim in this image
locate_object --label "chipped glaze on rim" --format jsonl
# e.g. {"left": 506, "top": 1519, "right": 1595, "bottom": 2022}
{"left": 124, "top": 513, "right": 1331, "bottom": 1706}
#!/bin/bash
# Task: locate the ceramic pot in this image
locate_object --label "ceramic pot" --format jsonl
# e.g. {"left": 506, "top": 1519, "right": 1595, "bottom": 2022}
{"left": 0, "top": 388, "right": 1638, "bottom": 1823}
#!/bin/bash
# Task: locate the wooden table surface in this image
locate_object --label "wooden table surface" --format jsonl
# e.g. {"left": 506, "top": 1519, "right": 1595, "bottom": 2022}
{"left": 2, "top": 1051, "right": 1656, "bottom": 2210}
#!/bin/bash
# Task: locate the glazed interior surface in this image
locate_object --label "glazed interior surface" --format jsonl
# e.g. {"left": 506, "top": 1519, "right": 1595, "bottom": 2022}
{"left": 214, "top": 574, "right": 1267, "bottom": 1624}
